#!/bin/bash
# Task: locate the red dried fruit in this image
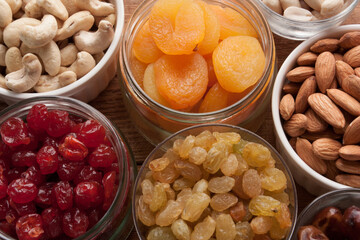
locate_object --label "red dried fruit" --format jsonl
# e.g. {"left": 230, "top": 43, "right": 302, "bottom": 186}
{"left": 88, "top": 144, "right": 116, "bottom": 168}
{"left": 46, "top": 110, "right": 72, "bottom": 138}
{"left": 35, "top": 183, "right": 54, "bottom": 208}
{"left": 41, "top": 207, "right": 63, "bottom": 238}
{"left": 11, "top": 151, "right": 37, "bottom": 168}
{"left": 15, "top": 213, "right": 44, "bottom": 240}
{"left": 26, "top": 104, "right": 49, "bottom": 133}
{"left": 57, "top": 161, "right": 85, "bottom": 181}
{"left": 1, "top": 118, "right": 30, "bottom": 147}
{"left": 102, "top": 171, "right": 117, "bottom": 210}
{"left": 42, "top": 137, "right": 59, "bottom": 149}
{"left": 52, "top": 181, "right": 73, "bottom": 211}
{"left": 0, "top": 178, "right": 7, "bottom": 199}
{"left": 74, "top": 120, "right": 106, "bottom": 148}
{"left": 88, "top": 208, "right": 104, "bottom": 228}
{"left": 0, "top": 220, "right": 16, "bottom": 237}
{"left": 74, "top": 181, "right": 104, "bottom": 210}
{"left": 62, "top": 208, "right": 89, "bottom": 238}
{"left": 9, "top": 199, "right": 36, "bottom": 216}
{"left": 58, "top": 136, "right": 88, "bottom": 161}
{"left": 0, "top": 198, "right": 10, "bottom": 220}
{"left": 21, "top": 166, "right": 45, "bottom": 186}
{"left": 6, "top": 168, "right": 26, "bottom": 183}
{"left": 36, "top": 146, "right": 58, "bottom": 175}
{"left": 0, "top": 140, "right": 13, "bottom": 158}
{"left": 7, "top": 179, "right": 38, "bottom": 204}
{"left": 74, "top": 166, "right": 102, "bottom": 185}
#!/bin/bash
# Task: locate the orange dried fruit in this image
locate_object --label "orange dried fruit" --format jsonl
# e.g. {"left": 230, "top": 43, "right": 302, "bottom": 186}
{"left": 154, "top": 53, "right": 208, "bottom": 110}
{"left": 209, "top": 5, "right": 257, "bottom": 40}
{"left": 149, "top": 0, "right": 205, "bottom": 55}
{"left": 204, "top": 54, "right": 218, "bottom": 88}
{"left": 133, "top": 21, "right": 163, "bottom": 63}
{"left": 196, "top": 1, "right": 220, "bottom": 55}
{"left": 213, "top": 36, "right": 265, "bottom": 93}
{"left": 199, "top": 83, "right": 228, "bottom": 113}
{"left": 129, "top": 53, "right": 147, "bottom": 87}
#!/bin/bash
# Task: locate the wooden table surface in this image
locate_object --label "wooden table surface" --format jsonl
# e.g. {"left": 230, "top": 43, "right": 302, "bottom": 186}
{"left": 0, "top": 1, "right": 359, "bottom": 239}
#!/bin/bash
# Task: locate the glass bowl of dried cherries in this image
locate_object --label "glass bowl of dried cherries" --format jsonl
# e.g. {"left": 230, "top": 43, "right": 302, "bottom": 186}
{"left": 132, "top": 123, "right": 298, "bottom": 240}
{"left": 294, "top": 188, "right": 360, "bottom": 240}
{"left": 0, "top": 96, "right": 136, "bottom": 240}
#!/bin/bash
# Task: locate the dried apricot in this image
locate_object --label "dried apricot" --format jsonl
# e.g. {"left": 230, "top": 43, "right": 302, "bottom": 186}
{"left": 213, "top": 36, "right": 265, "bottom": 93}
{"left": 129, "top": 53, "right": 147, "bottom": 87}
{"left": 154, "top": 53, "right": 208, "bottom": 109}
{"left": 149, "top": 0, "right": 205, "bottom": 55}
{"left": 133, "top": 21, "right": 163, "bottom": 63}
{"left": 204, "top": 54, "right": 218, "bottom": 88}
{"left": 199, "top": 83, "right": 229, "bottom": 113}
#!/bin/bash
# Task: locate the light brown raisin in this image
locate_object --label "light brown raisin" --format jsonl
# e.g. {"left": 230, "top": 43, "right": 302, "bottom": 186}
{"left": 210, "top": 193, "right": 238, "bottom": 212}
{"left": 216, "top": 214, "right": 236, "bottom": 240}
{"left": 138, "top": 196, "right": 155, "bottom": 227}
{"left": 190, "top": 216, "right": 216, "bottom": 240}
{"left": 181, "top": 193, "right": 210, "bottom": 222}
{"left": 208, "top": 176, "right": 235, "bottom": 193}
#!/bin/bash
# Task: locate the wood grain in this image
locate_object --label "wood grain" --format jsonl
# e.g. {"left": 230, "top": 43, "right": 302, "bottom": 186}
{"left": 0, "top": 1, "right": 359, "bottom": 239}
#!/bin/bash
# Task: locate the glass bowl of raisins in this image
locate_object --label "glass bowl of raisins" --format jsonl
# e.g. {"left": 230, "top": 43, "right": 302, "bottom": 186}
{"left": 132, "top": 123, "right": 298, "bottom": 240}
{"left": 0, "top": 96, "right": 136, "bottom": 240}
{"left": 294, "top": 188, "right": 360, "bottom": 240}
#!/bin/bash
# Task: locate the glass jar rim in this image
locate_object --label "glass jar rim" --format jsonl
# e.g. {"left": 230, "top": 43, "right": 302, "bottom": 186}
{"left": 120, "top": 0, "right": 275, "bottom": 120}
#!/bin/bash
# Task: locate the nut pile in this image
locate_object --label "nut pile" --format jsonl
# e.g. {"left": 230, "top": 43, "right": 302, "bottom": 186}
{"left": 280, "top": 31, "right": 360, "bottom": 187}
{"left": 0, "top": 0, "right": 115, "bottom": 93}
{"left": 136, "top": 130, "right": 293, "bottom": 240}
{"left": 261, "top": 0, "right": 351, "bottom": 21}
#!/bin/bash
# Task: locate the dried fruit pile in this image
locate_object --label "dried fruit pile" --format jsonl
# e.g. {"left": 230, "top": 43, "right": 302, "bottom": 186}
{"left": 136, "top": 130, "right": 293, "bottom": 240}
{"left": 280, "top": 31, "right": 360, "bottom": 187}
{"left": 298, "top": 205, "right": 360, "bottom": 240}
{"left": 131, "top": 0, "right": 266, "bottom": 112}
{"left": 0, "top": 104, "right": 119, "bottom": 239}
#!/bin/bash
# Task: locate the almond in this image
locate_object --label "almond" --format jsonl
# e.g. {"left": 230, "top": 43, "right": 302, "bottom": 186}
{"left": 282, "top": 82, "right": 301, "bottom": 95}
{"left": 315, "top": 52, "right": 335, "bottom": 93}
{"left": 333, "top": 53, "right": 343, "bottom": 61}
{"left": 333, "top": 111, "right": 354, "bottom": 135}
{"left": 289, "top": 137, "right": 297, "bottom": 151}
{"left": 335, "top": 158, "right": 360, "bottom": 174}
{"left": 296, "top": 138, "right": 327, "bottom": 174}
{"left": 286, "top": 66, "right": 315, "bottom": 82}
{"left": 279, "top": 94, "right": 295, "bottom": 121}
{"left": 325, "top": 161, "right": 340, "bottom": 180}
{"left": 343, "top": 45, "right": 360, "bottom": 67}
{"left": 297, "top": 52, "right": 317, "bottom": 66}
{"left": 302, "top": 129, "right": 342, "bottom": 141}
{"left": 329, "top": 78, "right": 338, "bottom": 89}
{"left": 343, "top": 116, "right": 360, "bottom": 145}
{"left": 305, "top": 108, "right": 328, "bottom": 133}
{"left": 335, "top": 60, "right": 354, "bottom": 86}
{"left": 327, "top": 89, "right": 360, "bottom": 116}
{"left": 295, "top": 76, "right": 317, "bottom": 113}
{"left": 339, "top": 31, "right": 360, "bottom": 49}
{"left": 310, "top": 38, "right": 339, "bottom": 53}
{"left": 355, "top": 67, "right": 360, "bottom": 77}
{"left": 283, "top": 113, "right": 307, "bottom": 137}
{"left": 339, "top": 145, "right": 360, "bottom": 161}
{"left": 335, "top": 174, "right": 360, "bottom": 187}
{"left": 312, "top": 138, "right": 342, "bottom": 160}
{"left": 308, "top": 93, "right": 345, "bottom": 129}
{"left": 342, "top": 75, "right": 360, "bottom": 101}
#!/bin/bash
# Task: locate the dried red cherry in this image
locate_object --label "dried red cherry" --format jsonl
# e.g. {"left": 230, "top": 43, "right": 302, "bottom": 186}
{"left": 16, "top": 213, "right": 44, "bottom": 240}
{"left": 0, "top": 198, "right": 10, "bottom": 220}
{"left": 1, "top": 118, "right": 30, "bottom": 147}
{"left": 21, "top": 166, "right": 45, "bottom": 186}
{"left": 57, "top": 161, "right": 84, "bottom": 181}
{"left": 52, "top": 181, "right": 73, "bottom": 211}
{"left": 9, "top": 199, "right": 36, "bottom": 216}
{"left": 74, "top": 120, "right": 106, "bottom": 148}
{"left": 58, "top": 136, "right": 88, "bottom": 161}
{"left": 35, "top": 183, "right": 54, "bottom": 208}
{"left": 46, "top": 110, "right": 71, "bottom": 138}
{"left": 62, "top": 208, "right": 89, "bottom": 238}
{"left": 11, "top": 151, "right": 37, "bottom": 168}
{"left": 26, "top": 104, "right": 49, "bottom": 133}
{"left": 41, "top": 207, "right": 63, "bottom": 238}
{"left": 74, "top": 166, "right": 102, "bottom": 185}
{"left": 0, "top": 177, "right": 7, "bottom": 199}
{"left": 0, "top": 220, "right": 16, "bottom": 238}
{"left": 102, "top": 171, "right": 116, "bottom": 210}
{"left": 36, "top": 145, "right": 58, "bottom": 175}
{"left": 88, "top": 144, "right": 116, "bottom": 168}
{"left": 6, "top": 168, "right": 26, "bottom": 183}
{"left": 74, "top": 181, "right": 104, "bottom": 210}
{"left": 42, "top": 136, "right": 59, "bottom": 149}
{"left": 7, "top": 178, "right": 38, "bottom": 204}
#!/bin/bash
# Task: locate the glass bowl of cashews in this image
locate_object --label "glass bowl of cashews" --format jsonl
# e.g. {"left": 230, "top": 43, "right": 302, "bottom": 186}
{"left": 254, "top": 0, "right": 359, "bottom": 40}
{"left": 0, "top": 0, "right": 124, "bottom": 104}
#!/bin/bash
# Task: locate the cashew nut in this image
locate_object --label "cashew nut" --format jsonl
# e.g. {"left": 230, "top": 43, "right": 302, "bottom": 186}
{"left": 13, "top": 9, "right": 25, "bottom": 19}
{"left": 283, "top": 6, "right": 313, "bottom": 20}
{"left": 20, "top": 14, "right": 57, "bottom": 48}
{"left": 304, "top": 0, "right": 324, "bottom": 11}
{"left": 21, "top": 0, "right": 31, "bottom": 11}
{"left": 24, "top": 0, "right": 42, "bottom": 19}
{"left": 93, "top": 51, "right": 104, "bottom": 64}
{"left": 60, "top": 43, "right": 78, "bottom": 66}
{"left": 60, "top": 0, "right": 80, "bottom": 16}
{"left": 5, "top": 47, "right": 22, "bottom": 72}
{"left": 37, "top": 0, "right": 68, "bottom": 21}
{"left": 5, "top": 53, "right": 42, "bottom": 92}
{"left": 0, "top": 73, "right": 8, "bottom": 89}
{"left": 280, "top": 0, "right": 301, "bottom": 10}
{"left": 74, "top": 20, "right": 114, "bottom": 55}
{"left": 55, "top": 11, "right": 94, "bottom": 41}
{"left": 321, "top": 0, "right": 344, "bottom": 17}
{"left": 75, "top": 0, "right": 115, "bottom": 16}
{"left": 0, "top": 44, "right": 7, "bottom": 66}
{"left": 3, "top": 17, "right": 41, "bottom": 47}
{"left": 95, "top": 13, "right": 116, "bottom": 26}
{"left": 5, "top": 0, "right": 21, "bottom": 14}
{"left": 262, "top": 0, "right": 282, "bottom": 14}
{"left": 21, "top": 40, "right": 61, "bottom": 76}
{"left": 60, "top": 51, "right": 95, "bottom": 78}
{"left": 0, "top": 0, "right": 13, "bottom": 28}
{"left": 34, "top": 70, "right": 76, "bottom": 92}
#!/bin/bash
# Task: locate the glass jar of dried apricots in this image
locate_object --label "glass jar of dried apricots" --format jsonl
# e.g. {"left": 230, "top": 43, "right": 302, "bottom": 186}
{"left": 119, "top": 0, "right": 276, "bottom": 145}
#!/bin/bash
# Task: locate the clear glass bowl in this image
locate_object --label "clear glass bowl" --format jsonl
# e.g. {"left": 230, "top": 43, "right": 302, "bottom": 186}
{"left": 0, "top": 96, "right": 136, "bottom": 240}
{"left": 293, "top": 188, "right": 360, "bottom": 240}
{"left": 254, "top": 0, "right": 359, "bottom": 40}
{"left": 119, "top": 0, "right": 277, "bottom": 146}
{"left": 132, "top": 123, "right": 298, "bottom": 240}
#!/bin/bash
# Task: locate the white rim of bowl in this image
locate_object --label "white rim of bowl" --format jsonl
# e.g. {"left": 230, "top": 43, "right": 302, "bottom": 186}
{"left": 272, "top": 24, "right": 360, "bottom": 191}
{"left": 0, "top": 0, "right": 125, "bottom": 101}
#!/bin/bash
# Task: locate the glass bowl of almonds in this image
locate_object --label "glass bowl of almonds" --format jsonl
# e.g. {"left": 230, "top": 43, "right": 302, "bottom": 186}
{"left": 272, "top": 24, "right": 360, "bottom": 196}
{"left": 132, "top": 123, "right": 298, "bottom": 240}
